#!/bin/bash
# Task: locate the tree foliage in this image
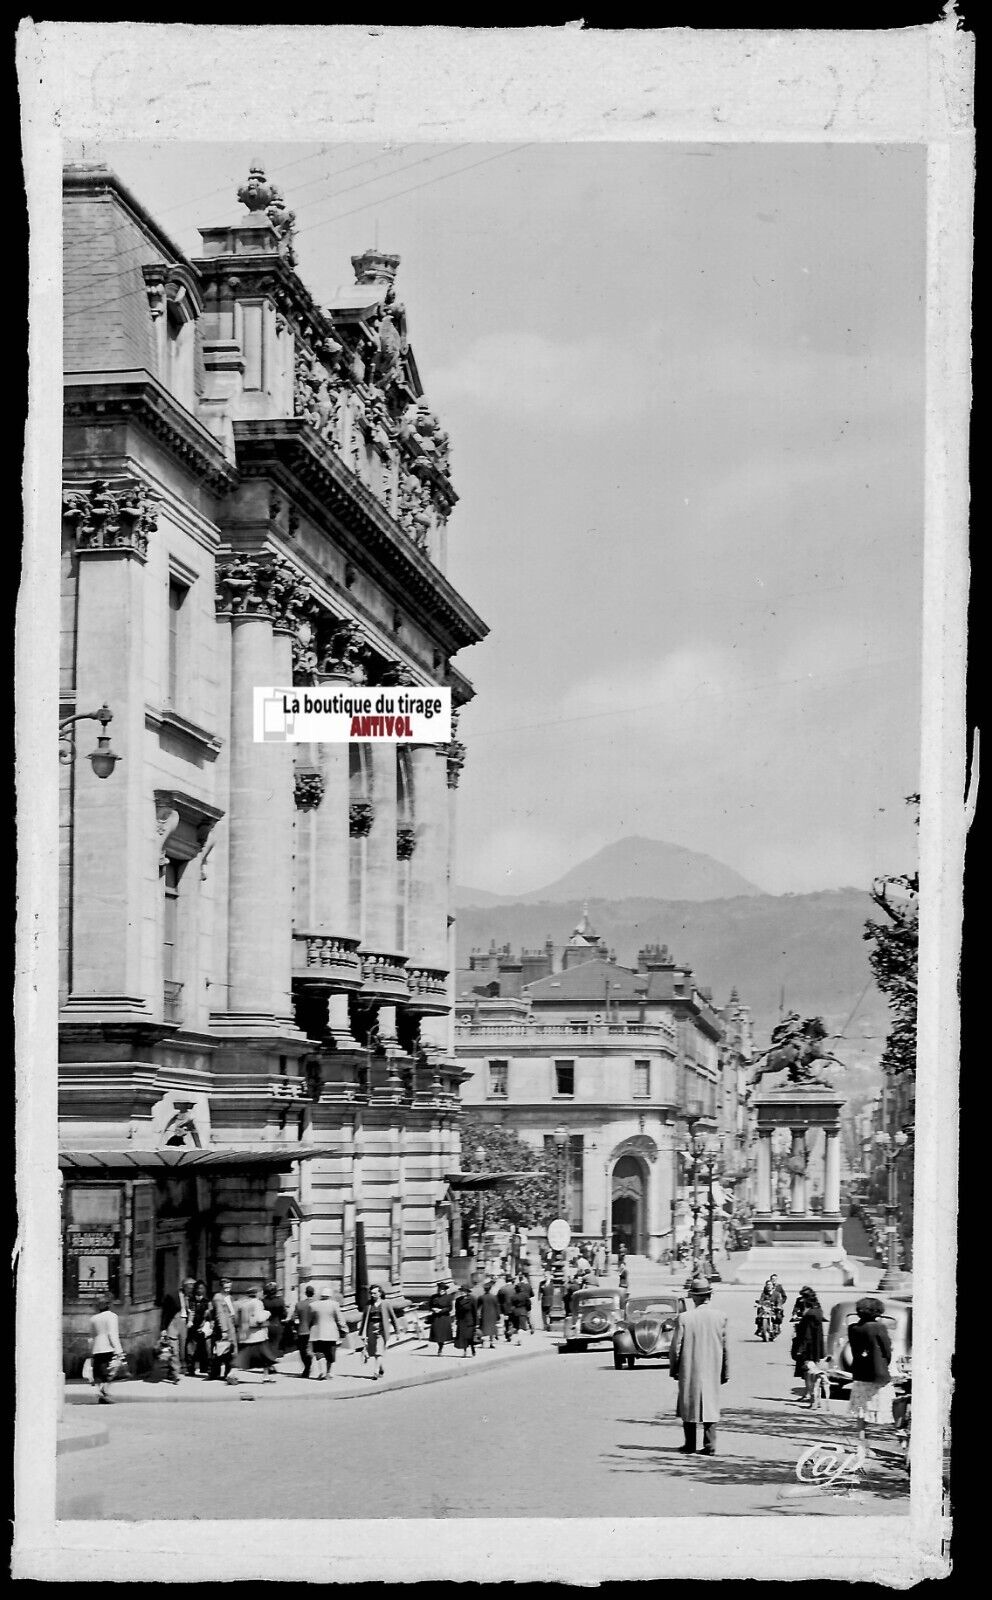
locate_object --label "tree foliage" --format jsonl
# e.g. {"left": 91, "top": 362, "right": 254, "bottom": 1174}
{"left": 863, "top": 795, "right": 919, "bottom": 1078}
{"left": 458, "top": 1116, "right": 559, "bottom": 1229}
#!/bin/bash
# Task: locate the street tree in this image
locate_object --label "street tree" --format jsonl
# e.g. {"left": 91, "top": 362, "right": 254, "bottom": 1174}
{"left": 459, "top": 1117, "right": 559, "bottom": 1229}
{"left": 863, "top": 794, "right": 919, "bottom": 1079}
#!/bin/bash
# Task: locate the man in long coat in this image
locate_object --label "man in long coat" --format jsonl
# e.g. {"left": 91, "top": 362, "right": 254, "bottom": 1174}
{"left": 668, "top": 1276, "right": 730, "bottom": 1455}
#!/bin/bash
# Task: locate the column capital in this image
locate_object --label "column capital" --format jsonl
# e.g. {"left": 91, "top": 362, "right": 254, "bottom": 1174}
{"left": 63, "top": 477, "right": 159, "bottom": 562}
{"left": 215, "top": 550, "right": 311, "bottom": 632}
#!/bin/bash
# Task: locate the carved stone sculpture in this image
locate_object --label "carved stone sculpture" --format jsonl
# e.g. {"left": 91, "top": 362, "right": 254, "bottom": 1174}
{"left": 215, "top": 552, "right": 310, "bottom": 633}
{"left": 237, "top": 164, "right": 297, "bottom": 265}
{"left": 349, "top": 800, "right": 374, "bottom": 838}
{"left": 396, "top": 826, "right": 416, "bottom": 861}
{"left": 318, "top": 620, "right": 369, "bottom": 683}
{"left": 63, "top": 478, "right": 160, "bottom": 560}
{"left": 294, "top": 770, "right": 325, "bottom": 811}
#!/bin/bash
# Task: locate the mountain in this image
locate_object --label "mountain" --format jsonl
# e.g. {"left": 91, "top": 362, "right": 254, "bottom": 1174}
{"left": 456, "top": 837, "right": 763, "bottom": 908}
{"left": 454, "top": 887, "right": 889, "bottom": 1062}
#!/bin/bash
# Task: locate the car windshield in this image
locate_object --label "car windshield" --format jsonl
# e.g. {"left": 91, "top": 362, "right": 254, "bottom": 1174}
{"left": 578, "top": 1296, "right": 617, "bottom": 1307}
{"left": 629, "top": 1301, "right": 677, "bottom": 1316}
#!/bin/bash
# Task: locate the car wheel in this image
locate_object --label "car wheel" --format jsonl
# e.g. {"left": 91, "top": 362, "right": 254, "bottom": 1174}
{"left": 626, "top": 1356, "right": 636, "bottom": 1370}
{"left": 613, "top": 1351, "right": 624, "bottom": 1370}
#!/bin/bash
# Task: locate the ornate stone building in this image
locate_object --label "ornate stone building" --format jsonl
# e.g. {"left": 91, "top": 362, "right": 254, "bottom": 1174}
{"left": 455, "top": 916, "right": 734, "bottom": 1260}
{"left": 58, "top": 164, "right": 486, "bottom": 1368}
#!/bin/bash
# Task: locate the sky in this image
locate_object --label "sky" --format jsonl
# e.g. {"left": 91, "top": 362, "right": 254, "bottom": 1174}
{"left": 76, "top": 139, "right": 926, "bottom": 897}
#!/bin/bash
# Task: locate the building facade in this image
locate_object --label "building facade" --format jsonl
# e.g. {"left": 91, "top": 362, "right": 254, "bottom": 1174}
{"left": 59, "top": 164, "right": 487, "bottom": 1369}
{"left": 455, "top": 917, "right": 738, "bottom": 1260}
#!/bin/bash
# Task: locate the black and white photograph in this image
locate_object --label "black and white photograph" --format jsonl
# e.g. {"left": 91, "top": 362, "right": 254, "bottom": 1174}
{"left": 15, "top": 19, "right": 971, "bottom": 1584}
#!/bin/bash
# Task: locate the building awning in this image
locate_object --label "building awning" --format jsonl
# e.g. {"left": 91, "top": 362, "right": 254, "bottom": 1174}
{"left": 58, "top": 1145, "right": 341, "bottom": 1174}
{"left": 445, "top": 1171, "right": 536, "bottom": 1191}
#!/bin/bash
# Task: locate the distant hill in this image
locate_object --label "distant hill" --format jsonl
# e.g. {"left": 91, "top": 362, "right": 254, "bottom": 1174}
{"left": 454, "top": 887, "right": 889, "bottom": 1063}
{"left": 456, "top": 836, "right": 763, "bottom": 907}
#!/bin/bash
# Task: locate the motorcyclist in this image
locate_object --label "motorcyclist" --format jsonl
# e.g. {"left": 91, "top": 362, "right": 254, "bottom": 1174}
{"left": 757, "top": 1274, "right": 787, "bottom": 1336}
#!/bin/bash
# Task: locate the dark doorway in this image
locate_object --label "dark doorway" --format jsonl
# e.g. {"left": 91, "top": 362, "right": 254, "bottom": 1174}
{"left": 611, "top": 1154, "right": 645, "bottom": 1254}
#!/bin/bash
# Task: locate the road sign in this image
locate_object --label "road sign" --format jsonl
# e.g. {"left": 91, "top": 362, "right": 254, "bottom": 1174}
{"left": 547, "top": 1218, "right": 571, "bottom": 1251}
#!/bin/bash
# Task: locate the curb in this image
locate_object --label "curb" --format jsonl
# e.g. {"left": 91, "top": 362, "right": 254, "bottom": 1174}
{"left": 57, "top": 1419, "right": 111, "bottom": 1455}
{"left": 64, "top": 1338, "right": 556, "bottom": 1408}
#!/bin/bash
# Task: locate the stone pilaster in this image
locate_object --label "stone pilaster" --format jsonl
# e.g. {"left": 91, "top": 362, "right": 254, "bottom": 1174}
{"left": 823, "top": 1125, "right": 841, "bottom": 1215}
{"left": 788, "top": 1128, "right": 807, "bottom": 1216}
{"left": 365, "top": 742, "right": 400, "bottom": 956}
{"left": 62, "top": 480, "right": 156, "bottom": 1018}
{"left": 755, "top": 1129, "right": 773, "bottom": 1212}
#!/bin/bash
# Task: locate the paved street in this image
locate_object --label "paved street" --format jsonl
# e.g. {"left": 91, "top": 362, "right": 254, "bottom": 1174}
{"left": 58, "top": 1284, "right": 909, "bottom": 1521}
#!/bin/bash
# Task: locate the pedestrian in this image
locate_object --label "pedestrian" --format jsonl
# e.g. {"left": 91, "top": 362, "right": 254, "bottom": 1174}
{"left": 234, "top": 1284, "right": 279, "bottom": 1381}
{"left": 158, "top": 1284, "right": 189, "bottom": 1385}
{"left": 262, "top": 1279, "right": 291, "bottom": 1354}
{"left": 358, "top": 1283, "right": 400, "bottom": 1380}
{"left": 89, "top": 1296, "right": 124, "bottom": 1404}
{"left": 428, "top": 1279, "right": 455, "bottom": 1356}
{"left": 209, "top": 1277, "right": 240, "bottom": 1384}
{"left": 187, "top": 1279, "right": 211, "bottom": 1375}
{"left": 513, "top": 1275, "right": 534, "bottom": 1336}
{"left": 497, "top": 1273, "right": 517, "bottom": 1342}
{"left": 538, "top": 1271, "right": 554, "bottom": 1331}
{"left": 311, "top": 1286, "right": 350, "bottom": 1379}
{"left": 293, "top": 1283, "right": 317, "bottom": 1378}
{"left": 479, "top": 1280, "right": 500, "bottom": 1348}
{"left": 847, "top": 1296, "right": 897, "bottom": 1447}
{"left": 668, "top": 1275, "right": 730, "bottom": 1456}
{"left": 454, "top": 1285, "right": 478, "bottom": 1357}
{"left": 790, "top": 1287, "right": 826, "bottom": 1383}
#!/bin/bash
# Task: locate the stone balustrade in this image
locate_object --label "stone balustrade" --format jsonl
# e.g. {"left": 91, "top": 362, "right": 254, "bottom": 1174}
{"left": 359, "top": 950, "right": 409, "bottom": 1003}
{"left": 292, "top": 932, "right": 363, "bottom": 988}
{"left": 406, "top": 966, "right": 449, "bottom": 1014}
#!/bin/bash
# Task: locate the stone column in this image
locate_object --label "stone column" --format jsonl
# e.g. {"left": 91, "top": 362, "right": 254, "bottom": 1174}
{"left": 311, "top": 667, "right": 356, "bottom": 938}
{"left": 755, "top": 1129, "right": 773, "bottom": 1213}
{"left": 217, "top": 553, "right": 306, "bottom": 1027}
{"left": 62, "top": 480, "right": 156, "bottom": 1015}
{"left": 789, "top": 1128, "right": 807, "bottom": 1216}
{"left": 365, "top": 742, "right": 400, "bottom": 955}
{"left": 823, "top": 1125, "right": 841, "bottom": 1215}
{"left": 408, "top": 742, "right": 450, "bottom": 969}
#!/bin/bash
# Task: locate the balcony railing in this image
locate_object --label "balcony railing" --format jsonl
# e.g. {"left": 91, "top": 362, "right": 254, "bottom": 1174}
{"left": 406, "top": 967, "right": 450, "bottom": 1014}
{"left": 163, "top": 979, "right": 184, "bottom": 1024}
{"left": 455, "top": 1021, "right": 676, "bottom": 1044}
{"left": 360, "top": 950, "right": 409, "bottom": 1002}
{"left": 293, "top": 933, "right": 363, "bottom": 989}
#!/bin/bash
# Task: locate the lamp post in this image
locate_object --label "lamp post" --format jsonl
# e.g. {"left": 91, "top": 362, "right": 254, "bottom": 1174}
{"left": 59, "top": 702, "right": 121, "bottom": 778}
{"left": 549, "top": 1126, "right": 569, "bottom": 1331}
{"left": 874, "top": 1129, "right": 911, "bottom": 1290}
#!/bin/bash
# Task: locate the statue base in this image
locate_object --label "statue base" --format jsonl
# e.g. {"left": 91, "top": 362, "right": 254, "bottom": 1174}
{"left": 726, "top": 1212, "right": 857, "bottom": 1286}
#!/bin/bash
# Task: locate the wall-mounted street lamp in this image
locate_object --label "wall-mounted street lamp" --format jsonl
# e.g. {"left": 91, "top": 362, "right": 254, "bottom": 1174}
{"left": 874, "top": 1128, "right": 911, "bottom": 1290}
{"left": 59, "top": 703, "right": 121, "bottom": 779}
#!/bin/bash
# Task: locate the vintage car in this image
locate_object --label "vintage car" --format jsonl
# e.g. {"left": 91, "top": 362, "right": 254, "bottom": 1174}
{"left": 561, "top": 1287, "right": 626, "bottom": 1351}
{"left": 824, "top": 1296, "right": 912, "bottom": 1396}
{"left": 612, "top": 1294, "right": 687, "bottom": 1369}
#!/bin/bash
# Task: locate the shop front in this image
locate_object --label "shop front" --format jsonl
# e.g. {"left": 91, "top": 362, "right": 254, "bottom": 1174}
{"left": 59, "top": 1145, "right": 337, "bottom": 1375}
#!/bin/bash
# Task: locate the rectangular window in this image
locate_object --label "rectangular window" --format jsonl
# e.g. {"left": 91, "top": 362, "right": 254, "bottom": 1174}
{"left": 167, "top": 577, "right": 188, "bottom": 708}
{"left": 487, "top": 1059, "right": 508, "bottom": 1099}
{"left": 634, "top": 1060, "right": 651, "bottom": 1098}
{"left": 554, "top": 1060, "right": 575, "bottom": 1097}
{"left": 163, "top": 860, "right": 180, "bottom": 981}
{"left": 570, "top": 1134, "right": 584, "bottom": 1228}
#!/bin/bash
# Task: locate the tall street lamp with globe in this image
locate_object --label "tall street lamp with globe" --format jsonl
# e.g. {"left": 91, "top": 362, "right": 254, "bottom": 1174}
{"left": 874, "top": 1128, "right": 911, "bottom": 1290}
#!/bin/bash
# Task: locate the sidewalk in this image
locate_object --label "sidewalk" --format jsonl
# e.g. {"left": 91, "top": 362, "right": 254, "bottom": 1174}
{"left": 64, "top": 1326, "right": 557, "bottom": 1408}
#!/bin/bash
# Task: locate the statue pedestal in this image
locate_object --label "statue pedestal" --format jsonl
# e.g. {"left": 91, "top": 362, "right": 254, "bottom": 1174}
{"left": 728, "top": 1086, "right": 857, "bottom": 1286}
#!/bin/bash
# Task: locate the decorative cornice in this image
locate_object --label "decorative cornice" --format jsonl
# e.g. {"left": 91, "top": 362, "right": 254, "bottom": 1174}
{"left": 64, "top": 374, "right": 238, "bottom": 496}
{"left": 62, "top": 476, "right": 160, "bottom": 560}
{"left": 445, "top": 741, "right": 467, "bottom": 789}
{"left": 231, "top": 422, "right": 487, "bottom": 654}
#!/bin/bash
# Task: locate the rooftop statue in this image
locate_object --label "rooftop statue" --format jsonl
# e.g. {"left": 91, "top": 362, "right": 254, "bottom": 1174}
{"left": 749, "top": 1013, "right": 843, "bottom": 1092}
{"left": 237, "top": 164, "right": 297, "bottom": 265}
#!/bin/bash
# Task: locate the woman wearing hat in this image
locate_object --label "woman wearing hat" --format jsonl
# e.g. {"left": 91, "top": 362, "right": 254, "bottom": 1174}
{"left": 428, "top": 1279, "right": 455, "bottom": 1356}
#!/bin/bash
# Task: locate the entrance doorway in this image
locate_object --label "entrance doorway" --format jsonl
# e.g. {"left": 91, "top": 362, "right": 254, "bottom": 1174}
{"left": 611, "top": 1154, "right": 645, "bottom": 1255}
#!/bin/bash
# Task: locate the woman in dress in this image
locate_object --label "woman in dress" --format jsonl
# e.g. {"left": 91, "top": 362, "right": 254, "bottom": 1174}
{"left": 89, "top": 1296, "right": 124, "bottom": 1404}
{"left": 789, "top": 1286, "right": 826, "bottom": 1382}
{"left": 478, "top": 1280, "right": 500, "bottom": 1348}
{"left": 847, "top": 1296, "right": 896, "bottom": 1446}
{"left": 428, "top": 1279, "right": 455, "bottom": 1356}
{"left": 358, "top": 1284, "right": 400, "bottom": 1380}
{"left": 262, "top": 1280, "right": 291, "bottom": 1355}
{"left": 453, "top": 1286, "right": 478, "bottom": 1357}
{"left": 234, "top": 1285, "right": 279, "bottom": 1381}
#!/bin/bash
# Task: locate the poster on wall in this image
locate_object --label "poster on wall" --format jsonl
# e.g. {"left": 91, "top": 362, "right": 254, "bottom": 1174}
{"left": 131, "top": 1183, "right": 155, "bottom": 1304}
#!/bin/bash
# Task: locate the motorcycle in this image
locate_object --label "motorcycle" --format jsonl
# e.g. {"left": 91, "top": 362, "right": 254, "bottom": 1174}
{"left": 770, "top": 1304, "right": 784, "bottom": 1340}
{"left": 755, "top": 1300, "right": 773, "bottom": 1341}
